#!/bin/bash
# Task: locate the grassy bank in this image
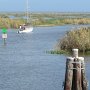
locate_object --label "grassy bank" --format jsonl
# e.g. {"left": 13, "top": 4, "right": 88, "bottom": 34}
{"left": 1, "top": 12, "right": 90, "bottom": 28}
{"left": 56, "top": 27, "right": 90, "bottom": 54}
{"left": 0, "top": 17, "right": 25, "bottom": 29}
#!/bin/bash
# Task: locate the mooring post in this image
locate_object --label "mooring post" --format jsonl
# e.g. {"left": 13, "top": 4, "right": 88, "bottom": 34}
{"left": 72, "top": 49, "right": 78, "bottom": 58}
{"left": 74, "top": 58, "right": 82, "bottom": 90}
{"left": 64, "top": 49, "right": 88, "bottom": 90}
{"left": 79, "top": 57, "right": 88, "bottom": 90}
{"left": 72, "top": 49, "right": 82, "bottom": 90}
{"left": 64, "top": 57, "right": 74, "bottom": 90}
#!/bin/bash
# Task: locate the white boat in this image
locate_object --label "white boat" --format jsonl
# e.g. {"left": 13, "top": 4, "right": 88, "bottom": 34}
{"left": 18, "top": 0, "right": 33, "bottom": 33}
{"left": 18, "top": 25, "right": 33, "bottom": 33}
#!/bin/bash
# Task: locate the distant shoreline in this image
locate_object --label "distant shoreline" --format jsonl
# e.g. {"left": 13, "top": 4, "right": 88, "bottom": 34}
{"left": 1, "top": 12, "right": 90, "bottom": 29}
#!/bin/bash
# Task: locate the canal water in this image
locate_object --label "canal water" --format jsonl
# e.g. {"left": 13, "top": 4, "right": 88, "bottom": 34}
{"left": 0, "top": 25, "right": 90, "bottom": 90}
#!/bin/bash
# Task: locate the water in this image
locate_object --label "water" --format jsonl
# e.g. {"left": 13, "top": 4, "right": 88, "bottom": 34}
{"left": 0, "top": 25, "right": 90, "bottom": 90}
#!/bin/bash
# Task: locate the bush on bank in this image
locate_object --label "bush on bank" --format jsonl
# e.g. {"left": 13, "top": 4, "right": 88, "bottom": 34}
{"left": 57, "top": 27, "right": 90, "bottom": 53}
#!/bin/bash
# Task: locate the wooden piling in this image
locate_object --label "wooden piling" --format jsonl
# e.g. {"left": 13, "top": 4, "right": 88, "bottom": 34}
{"left": 79, "top": 57, "right": 88, "bottom": 90}
{"left": 64, "top": 57, "right": 74, "bottom": 90}
{"left": 64, "top": 49, "right": 88, "bottom": 90}
{"left": 72, "top": 49, "right": 78, "bottom": 58}
{"left": 74, "top": 58, "right": 82, "bottom": 90}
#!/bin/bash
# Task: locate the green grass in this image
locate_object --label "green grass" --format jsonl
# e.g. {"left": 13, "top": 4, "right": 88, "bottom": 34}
{"left": 46, "top": 50, "right": 69, "bottom": 55}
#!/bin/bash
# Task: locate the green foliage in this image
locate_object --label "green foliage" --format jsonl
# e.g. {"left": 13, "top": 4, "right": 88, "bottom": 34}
{"left": 46, "top": 50, "right": 69, "bottom": 54}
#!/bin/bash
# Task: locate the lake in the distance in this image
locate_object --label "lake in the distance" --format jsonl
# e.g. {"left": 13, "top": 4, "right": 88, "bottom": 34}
{"left": 0, "top": 25, "right": 90, "bottom": 90}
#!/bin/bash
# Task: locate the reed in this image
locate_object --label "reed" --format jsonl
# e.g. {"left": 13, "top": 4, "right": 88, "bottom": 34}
{"left": 1, "top": 13, "right": 90, "bottom": 28}
{"left": 0, "top": 17, "right": 25, "bottom": 29}
{"left": 57, "top": 27, "right": 90, "bottom": 53}
{"left": 46, "top": 50, "right": 69, "bottom": 54}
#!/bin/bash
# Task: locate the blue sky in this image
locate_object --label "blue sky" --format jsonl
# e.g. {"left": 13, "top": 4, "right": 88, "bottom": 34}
{"left": 0, "top": 0, "right": 90, "bottom": 12}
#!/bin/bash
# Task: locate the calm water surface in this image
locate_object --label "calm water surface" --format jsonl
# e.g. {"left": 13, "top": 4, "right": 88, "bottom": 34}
{"left": 0, "top": 25, "right": 90, "bottom": 90}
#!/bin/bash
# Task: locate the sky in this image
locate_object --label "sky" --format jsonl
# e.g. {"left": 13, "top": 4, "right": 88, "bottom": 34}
{"left": 0, "top": 0, "right": 90, "bottom": 12}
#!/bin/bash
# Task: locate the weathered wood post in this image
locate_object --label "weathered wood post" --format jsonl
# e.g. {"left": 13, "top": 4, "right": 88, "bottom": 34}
{"left": 64, "top": 49, "right": 88, "bottom": 90}
{"left": 64, "top": 57, "right": 74, "bottom": 90}
{"left": 72, "top": 49, "right": 82, "bottom": 90}
{"left": 80, "top": 57, "right": 88, "bottom": 90}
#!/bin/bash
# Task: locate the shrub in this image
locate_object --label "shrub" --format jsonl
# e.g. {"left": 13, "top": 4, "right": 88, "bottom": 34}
{"left": 57, "top": 27, "right": 90, "bottom": 53}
